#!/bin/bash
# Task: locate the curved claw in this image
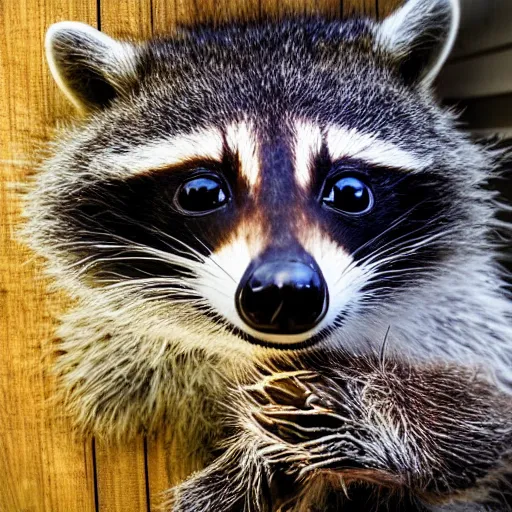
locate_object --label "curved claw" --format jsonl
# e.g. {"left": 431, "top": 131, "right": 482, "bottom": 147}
{"left": 243, "top": 371, "right": 321, "bottom": 408}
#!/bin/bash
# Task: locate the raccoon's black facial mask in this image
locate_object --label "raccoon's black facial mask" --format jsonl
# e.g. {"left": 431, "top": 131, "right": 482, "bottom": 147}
{"left": 56, "top": 132, "right": 460, "bottom": 349}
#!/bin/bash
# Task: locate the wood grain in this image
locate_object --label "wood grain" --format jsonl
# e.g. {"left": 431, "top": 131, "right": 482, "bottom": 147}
{"left": 100, "top": 0, "right": 153, "bottom": 38}
{"left": 95, "top": 439, "right": 149, "bottom": 512}
{"left": 377, "top": 0, "right": 402, "bottom": 17}
{"left": 153, "top": 0, "right": 262, "bottom": 30}
{"left": 92, "top": 2, "right": 156, "bottom": 510}
{"left": 0, "top": 1, "right": 409, "bottom": 511}
{"left": 0, "top": 0, "right": 98, "bottom": 510}
{"left": 343, "top": 0, "right": 377, "bottom": 17}
{"left": 146, "top": 435, "right": 175, "bottom": 511}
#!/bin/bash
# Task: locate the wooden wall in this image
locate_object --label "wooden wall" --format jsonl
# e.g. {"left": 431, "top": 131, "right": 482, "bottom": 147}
{"left": 0, "top": 2, "right": 402, "bottom": 511}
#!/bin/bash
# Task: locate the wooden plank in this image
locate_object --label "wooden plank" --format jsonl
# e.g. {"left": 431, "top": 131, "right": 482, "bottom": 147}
{"left": 100, "top": 0, "right": 153, "bottom": 38}
{"left": 447, "top": 93, "right": 512, "bottom": 131}
{"left": 146, "top": 436, "right": 171, "bottom": 511}
{"left": 306, "top": 0, "right": 342, "bottom": 17}
{"left": 260, "top": 0, "right": 305, "bottom": 17}
{"left": 343, "top": 0, "right": 377, "bottom": 17}
{"left": 0, "top": 0, "right": 98, "bottom": 510}
{"left": 209, "top": 0, "right": 260, "bottom": 24}
{"left": 377, "top": 0, "right": 402, "bottom": 18}
{"left": 438, "top": 47, "right": 512, "bottom": 99}
{"left": 153, "top": 0, "right": 262, "bottom": 31}
{"left": 260, "top": 0, "right": 342, "bottom": 17}
{"left": 452, "top": 0, "right": 512, "bottom": 59}
{"left": 153, "top": 0, "right": 342, "bottom": 34}
{"left": 146, "top": 431, "right": 215, "bottom": 509}
{"left": 95, "top": 439, "right": 149, "bottom": 512}
{"left": 146, "top": 433, "right": 206, "bottom": 510}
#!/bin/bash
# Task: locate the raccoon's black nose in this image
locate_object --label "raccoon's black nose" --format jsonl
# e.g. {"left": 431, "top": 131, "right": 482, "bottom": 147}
{"left": 236, "top": 261, "right": 328, "bottom": 335}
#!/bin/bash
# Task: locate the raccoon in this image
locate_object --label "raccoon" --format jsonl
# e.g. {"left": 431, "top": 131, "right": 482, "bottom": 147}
{"left": 24, "top": 0, "right": 512, "bottom": 509}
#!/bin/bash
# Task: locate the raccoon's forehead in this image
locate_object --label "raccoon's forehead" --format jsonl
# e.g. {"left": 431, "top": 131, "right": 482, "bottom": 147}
{"left": 82, "top": 89, "right": 441, "bottom": 181}
{"left": 78, "top": 20, "right": 447, "bottom": 161}
{"left": 64, "top": 17, "right": 459, "bottom": 180}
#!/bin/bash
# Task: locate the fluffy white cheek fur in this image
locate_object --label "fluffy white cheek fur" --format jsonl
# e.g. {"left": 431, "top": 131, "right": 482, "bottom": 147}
{"left": 298, "top": 228, "right": 369, "bottom": 332}
{"left": 194, "top": 225, "right": 369, "bottom": 347}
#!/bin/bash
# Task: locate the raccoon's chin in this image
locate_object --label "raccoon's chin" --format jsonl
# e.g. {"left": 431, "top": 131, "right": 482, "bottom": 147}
{"left": 228, "top": 314, "right": 348, "bottom": 350}
{"left": 222, "top": 308, "right": 347, "bottom": 350}
{"left": 231, "top": 325, "right": 327, "bottom": 350}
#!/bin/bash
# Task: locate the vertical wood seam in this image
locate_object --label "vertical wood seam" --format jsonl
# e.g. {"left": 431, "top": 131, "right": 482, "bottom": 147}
{"left": 144, "top": 438, "right": 151, "bottom": 512}
{"left": 146, "top": 4, "right": 155, "bottom": 507}
{"left": 149, "top": 0, "right": 155, "bottom": 36}
{"left": 92, "top": 438, "right": 100, "bottom": 512}
{"left": 96, "top": 0, "right": 102, "bottom": 30}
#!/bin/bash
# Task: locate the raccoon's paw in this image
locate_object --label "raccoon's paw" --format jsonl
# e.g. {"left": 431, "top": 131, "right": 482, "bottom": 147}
{"left": 243, "top": 370, "right": 329, "bottom": 410}
{"left": 242, "top": 371, "right": 376, "bottom": 474}
{"left": 241, "top": 366, "right": 512, "bottom": 511}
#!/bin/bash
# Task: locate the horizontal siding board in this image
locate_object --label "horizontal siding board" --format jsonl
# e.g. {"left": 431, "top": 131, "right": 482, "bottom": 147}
{"left": 437, "top": 47, "right": 512, "bottom": 100}
{"left": 452, "top": 0, "right": 512, "bottom": 59}
{"left": 449, "top": 93, "right": 512, "bottom": 131}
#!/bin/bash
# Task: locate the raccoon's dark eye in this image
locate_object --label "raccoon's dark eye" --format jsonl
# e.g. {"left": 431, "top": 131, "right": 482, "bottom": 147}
{"left": 175, "top": 174, "right": 229, "bottom": 214}
{"left": 322, "top": 175, "right": 373, "bottom": 215}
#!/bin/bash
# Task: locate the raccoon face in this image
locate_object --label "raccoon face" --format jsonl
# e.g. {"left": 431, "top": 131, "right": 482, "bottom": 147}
{"left": 30, "top": 0, "right": 506, "bottom": 365}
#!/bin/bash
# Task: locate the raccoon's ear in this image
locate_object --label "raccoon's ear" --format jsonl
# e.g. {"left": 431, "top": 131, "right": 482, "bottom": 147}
{"left": 375, "top": 0, "right": 460, "bottom": 87}
{"left": 45, "top": 22, "right": 140, "bottom": 112}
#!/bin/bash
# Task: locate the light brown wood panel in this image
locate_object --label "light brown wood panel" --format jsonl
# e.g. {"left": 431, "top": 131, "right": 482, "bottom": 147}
{"left": 95, "top": 439, "right": 149, "bottom": 512}
{"left": 259, "top": 0, "right": 304, "bottom": 17}
{"left": 93, "top": 4, "right": 154, "bottom": 512}
{"left": 377, "top": 0, "right": 402, "bottom": 18}
{"left": 152, "top": 0, "right": 262, "bottom": 31}
{"left": 343, "top": 0, "right": 377, "bottom": 17}
{"left": 146, "top": 433, "right": 210, "bottom": 511}
{"left": 259, "top": 0, "right": 341, "bottom": 17}
{"left": 146, "top": 435, "right": 174, "bottom": 511}
{"left": 0, "top": 0, "right": 98, "bottom": 510}
{"left": 100, "top": 0, "right": 153, "bottom": 38}
{"left": 0, "top": 1, "right": 400, "bottom": 511}
{"left": 0, "top": 0, "right": 98, "bottom": 511}
{"left": 152, "top": 0, "right": 342, "bottom": 36}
